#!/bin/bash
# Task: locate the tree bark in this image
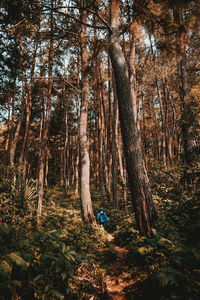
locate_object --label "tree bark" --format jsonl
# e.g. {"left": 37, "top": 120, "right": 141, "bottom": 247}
{"left": 62, "top": 85, "right": 69, "bottom": 194}
{"left": 79, "top": 8, "right": 96, "bottom": 224}
{"left": 75, "top": 98, "right": 80, "bottom": 195}
{"left": 109, "top": 0, "right": 156, "bottom": 235}
{"left": 174, "top": 10, "right": 196, "bottom": 165}
{"left": 9, "top": 39, "right": 25, "bottom": 169}
{"left": 37, "top": 0, "right": 54, "bottom": 217}
{"left": 111, "top": 78, "right": 119, "bottom": 208}
{"left": 18, "top": 37, "right": 38, "bottom": 180}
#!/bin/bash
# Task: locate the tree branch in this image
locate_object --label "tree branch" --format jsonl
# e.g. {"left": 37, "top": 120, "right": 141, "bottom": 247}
{"left": 37, "top": 1, "right": 109, "bottom": 31}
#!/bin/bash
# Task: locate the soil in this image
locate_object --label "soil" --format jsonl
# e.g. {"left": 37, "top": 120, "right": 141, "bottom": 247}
{"left": 102, "top": 234, "right": 139, "bottom": 300}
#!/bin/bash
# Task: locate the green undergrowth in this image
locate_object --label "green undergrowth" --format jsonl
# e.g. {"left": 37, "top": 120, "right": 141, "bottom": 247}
{"left": 0, "top": 165, "right": 199, "bottom": 299}
{"left": 114, "top": 168, "right": 200, "bottom": 300}
{"left": 0, "top": 186, "right": 109, "bottom": 300}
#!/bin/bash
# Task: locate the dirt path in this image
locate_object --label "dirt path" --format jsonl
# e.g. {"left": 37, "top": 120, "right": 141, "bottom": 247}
{"left": 102, "top": 234, "right": 139, "bottom": 300}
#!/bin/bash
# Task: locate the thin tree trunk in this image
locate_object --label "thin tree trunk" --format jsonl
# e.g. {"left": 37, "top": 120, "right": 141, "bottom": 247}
{"left": 5, "top": 93, "right": 13, "bottom": 154}
{"left": 75, "top": 98, "right": 80, "bottom": 195}
{"left": 117, "top": 136, "right": 127, "bottom": 207}
{"left": 19, "top": 37, "right": 38, "bottom": 180}
{"left": 165, "top": 79, "right": 177, "bottom": 166}
{"left": 37, "top": 1, "right": 54, "bottom": 217}
{"left": 9, "top": 39, "right": 25, "bottom": 169}
{"left": 129, "top": 22, "right": 139, "bottom": 127}
{"left": 9, "top": 108, "right": 24, "bottom": 168}
{"left": 98, "top": 66, "right": 106, "bottom": 194}
{"left": 79, "top": 8, "right": 95, "bottom": 224}
{"left": 174, "top": 10, "right": 196, "bottom": 165}
{"left": 74, "top": 137, "right": 80, "bottom": 195}
{"left": 63, "top": 86, "right": 69, "bottom": 194}
{"left": 111, "top": 78, "right": 119, "bottom": 208}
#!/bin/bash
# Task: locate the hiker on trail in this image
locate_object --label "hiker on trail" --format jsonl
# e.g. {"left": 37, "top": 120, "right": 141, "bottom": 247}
{"left": 97, "top": 208, "right": 109, "bottom": 229}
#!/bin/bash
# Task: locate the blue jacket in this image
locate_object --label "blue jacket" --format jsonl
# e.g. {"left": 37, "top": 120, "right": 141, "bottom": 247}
{"left": 97, "top": 211, "right": 108, "bottom": 224}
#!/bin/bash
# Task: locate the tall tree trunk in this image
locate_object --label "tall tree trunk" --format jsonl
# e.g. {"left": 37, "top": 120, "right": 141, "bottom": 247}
{"left": 63, "top": 108, "right": 69, "bottom": 194}
{"left": 79, "top": 8, "right": 95, "bottom": 224}
{"left": 117, "top": 136, "right": 127, "bottom": 209}
{"left": 99, "top": 125, "right": 105, "bottom": 194}
{"left": 111, "top": 78, "right": 119, "bottom": 208}
{"left": 18, "top": 37, "right": 38, "bottom": 180}
{"left": 109, "top": 0, "right": 156, "bottom": 235}
{"left": 149, "top": 34, "right": 168, "bottom": 166}
{"left": 174, "top": 10, "right": 196, "bottom": 165}
{"left": 129, "top": 21, "right": 139, "bottom": 127}
{"left": 75, "top": 97, "right": 80, "bottom": 195}
{"left": 74, "top": 136, "right": 80, "bottom": 195}
{"left": 165, "top": 79, "right": 177, "bottom": 167}
{"left": 9, "top": 39, "right": 25, "bottom": 169}
{"left": 6, "top": 81, "right": 17, "bottom": 162}
{"left": 9, "top": 107, "right": 24, "bottom": 168}
{"left": 62, "top": 84, "right": 69, "bottom": 194}
{"left": 37, "top": 0, "right": 54, "bottom": 217}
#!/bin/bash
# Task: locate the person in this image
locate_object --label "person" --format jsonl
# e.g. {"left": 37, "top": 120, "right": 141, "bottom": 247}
{"left": 97, "top": 208, "right": 109, "bottom": 229}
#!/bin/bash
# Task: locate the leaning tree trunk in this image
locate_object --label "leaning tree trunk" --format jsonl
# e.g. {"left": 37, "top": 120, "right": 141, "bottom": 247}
{"left": 79, "top": 8, "right": 96, "bottom": 224}
{"left": 109, "top": 0, "right": 156, "bottom": 236}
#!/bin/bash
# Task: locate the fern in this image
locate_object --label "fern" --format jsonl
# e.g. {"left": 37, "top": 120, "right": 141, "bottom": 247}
{"left": 156, "top": 267, "right": 188, "bottom": 288}
{"left": 10, "top": 178, "right": 37, "bottom": 213}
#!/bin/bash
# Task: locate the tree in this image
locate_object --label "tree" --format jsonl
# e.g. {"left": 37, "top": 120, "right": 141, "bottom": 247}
{"left": 173, "top": 5, "right": 197, "bottom": 166}
{"left": 0, "top": 0, "right": 199, "bottom": 230}
{"left": 109, "top": 0, "right": 156, "bottom": 235}
{"left": 79, "top": 6, "right": 96, "bottom": 224}
{"left": 37, "top": 0, "right": 54, "bottom": 217}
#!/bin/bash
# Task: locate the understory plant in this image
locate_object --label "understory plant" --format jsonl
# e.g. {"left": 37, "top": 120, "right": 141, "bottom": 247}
{"left": 114, "top": 168, "right": 200, "bottom": 300}
{"left": 0, "top": 184, "right": 108, "bottom": 300}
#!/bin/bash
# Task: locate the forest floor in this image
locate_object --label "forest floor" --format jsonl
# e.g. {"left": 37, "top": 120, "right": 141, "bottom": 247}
{"left": 102, "top": 233, "right": 140, "bottom": 300}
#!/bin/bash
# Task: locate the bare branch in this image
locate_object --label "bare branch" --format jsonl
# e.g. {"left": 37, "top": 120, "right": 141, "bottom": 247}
{"left": 6, "top": 17, "right": 28, "bottom": 32}
{"left": 64, "top": 79, "right": 81, "bottom": 94}
{"left": 86, "top": 8, "right": 112, "bottom": 33}
{"left": 37, "top": 1, "right": 110, "bottom": 31}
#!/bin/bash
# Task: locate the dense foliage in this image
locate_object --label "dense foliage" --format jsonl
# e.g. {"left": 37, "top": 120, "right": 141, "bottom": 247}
{"left": 115, "top": 168, "right": 200, "bottom": 300}
{"left": 0, "top": 165, "right": 199, "bottom": 299}
{"left": 0, "top": 169, "right": 108, "bottom": 299}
